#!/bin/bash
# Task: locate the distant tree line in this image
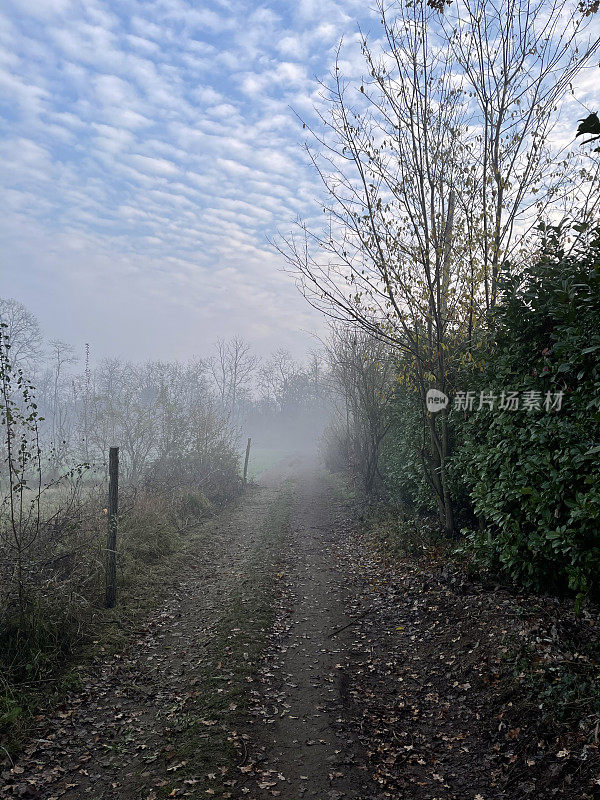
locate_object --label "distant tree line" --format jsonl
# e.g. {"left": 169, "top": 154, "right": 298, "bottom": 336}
{"left": 0, "top": 299, "right": 333, "bottom": 490}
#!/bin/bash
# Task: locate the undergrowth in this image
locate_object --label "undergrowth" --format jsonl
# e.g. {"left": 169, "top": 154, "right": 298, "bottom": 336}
{"left": 499, "top": 620, "right": 600, "bottom": 734}
{"left": 0, "top": 488, "right": 213, "bottom": 757}
{"left": 344, "top": 477, "right": 600, "bottom": 735}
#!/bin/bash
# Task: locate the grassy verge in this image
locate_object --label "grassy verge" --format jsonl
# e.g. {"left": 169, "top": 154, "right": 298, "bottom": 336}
{"left": 0, "top": 489, "right": 218, "bottom": 759}
{"left": 155, "top": 486, "right": 292, "bottom": 799}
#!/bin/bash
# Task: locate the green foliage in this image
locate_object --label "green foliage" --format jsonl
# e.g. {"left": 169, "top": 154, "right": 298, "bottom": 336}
{"left": 504, "top": 623, "right": 600, "bottom": 726}
{"left": 457, "top": 224, "right": 600, "bottom": 596}
{"left": 383, "top": 383, "right": 437, "bottom": 513}
{"left": 175, "top": 490, "right": 212, "bottom": 523}
{"left": 0, "top": 697, "right": 22, "bottom": 730}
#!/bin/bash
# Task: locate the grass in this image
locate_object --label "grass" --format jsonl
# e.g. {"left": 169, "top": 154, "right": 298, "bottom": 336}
{"left": 0, "top": 488, "right": 214, "bottom": 757}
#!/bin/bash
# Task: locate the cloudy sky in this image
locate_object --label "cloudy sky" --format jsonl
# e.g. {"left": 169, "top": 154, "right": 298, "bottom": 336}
{"left": 0, "top": 0, "right": 376, "bottom": 363}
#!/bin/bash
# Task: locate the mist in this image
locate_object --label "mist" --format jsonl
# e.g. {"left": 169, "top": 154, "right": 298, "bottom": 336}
{"left": 0, "top": 297, "right": 336, "bottom": 484}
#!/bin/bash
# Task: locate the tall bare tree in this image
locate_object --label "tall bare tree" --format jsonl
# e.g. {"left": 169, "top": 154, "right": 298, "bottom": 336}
{"left": 0, "top": 298, "right": 43, "bottom": 374}
{"left": 325, "top": 326, "right": 395, "bottom": 494}
{"left": 277, "top": 0, "right": 599, "bottom": 533}
{"left": 210, "top": 337, "right": 257, "bottom": 422}
{"left": 444, "top": 0, "right": 600, "bottom": 307}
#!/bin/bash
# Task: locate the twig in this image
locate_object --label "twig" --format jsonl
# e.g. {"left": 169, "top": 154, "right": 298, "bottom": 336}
{"left": 328, "top": 608, "right": 376, "bottom": 638}
{"left": 238, "top": 735, "right": 248, "bottom": 766}
{"left": 0, "top": 745, "right": 14, "bottom": 767}
{"left": 328, "top": 619, "right": 358, "bottom": 638}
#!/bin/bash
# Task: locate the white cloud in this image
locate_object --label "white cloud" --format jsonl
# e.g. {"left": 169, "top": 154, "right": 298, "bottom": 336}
{"left": 277, "top": 35, "right": 306, "bottom": 60}
{"left": 0, "top": 0, "right": 386, "bottom": 360}
{"left": 0, "top": 68, "right": 49, "bottom": 117}
{"left": 275, "top": 61, "right": 307, "bottom": 85}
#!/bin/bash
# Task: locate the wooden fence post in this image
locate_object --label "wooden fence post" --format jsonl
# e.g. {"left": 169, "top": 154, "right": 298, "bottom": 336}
{"left": 105, "top": 446, "right": 119, "bottom": 609}
{"left": 243, "top": 437, "right": 251, "bottom": 485}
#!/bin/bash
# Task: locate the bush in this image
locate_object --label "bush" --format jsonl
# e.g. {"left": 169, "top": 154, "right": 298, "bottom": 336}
{"left": 119, "top": 492, "right": 181, "bottom": 566}
{"left": 176, "top": 490, "right": 212, "bottom": 523}
{"left": 456, "top": 223, "right": 600, "bottom": 597}
{"left": 383, "top": 383, "right": 437, "bottom": 512}
{"left": 320, "top": 420, "right": 350, "bottom": 474}
{"left": 145, "top": 443, "right": 242, "bottom": 506}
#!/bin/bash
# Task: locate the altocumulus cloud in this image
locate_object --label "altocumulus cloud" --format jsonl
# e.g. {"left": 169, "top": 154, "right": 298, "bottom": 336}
{"left": 0, "top": 0, "right": 375, "bottom": 361}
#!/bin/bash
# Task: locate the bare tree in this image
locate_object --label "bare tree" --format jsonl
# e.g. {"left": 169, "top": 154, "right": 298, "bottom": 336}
{"left": 276, "top": 0, "right": 599, "bottom": 533}
{"left": 0, "top": 298, "right": 43, "bottom": 374}
{"left": 277, "top": 1, "right": 470, "bottom": 531}
{"left": 0, "top": 322, "right": 86, "bottom": 627}
{"left": 444, "top": 0, "right": 600, "bottom": 307}
{"left": 325, "top": 326, "right": 395, "bottom": 495}
{"left": 46, "top": 339, "right": 77, "bottom": 471}
{"left": 209, "top": 337, "right": 257, "bottom": 422}
{"left": 88, "top": 360, "right": 157, "bottom": 481}
{"left": 258, "top": 349, "right": 298, "bottom": 412}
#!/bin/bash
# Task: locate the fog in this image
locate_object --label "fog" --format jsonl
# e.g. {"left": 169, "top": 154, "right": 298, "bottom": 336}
{"left": 0, "top": 298, "right": 338, "bottom": 491}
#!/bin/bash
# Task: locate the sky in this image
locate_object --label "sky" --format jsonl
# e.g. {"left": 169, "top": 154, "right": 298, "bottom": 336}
{"left": 1, "top": 1, "right": 598, "bottom": 367}
{"left": 0, "top": 0, "right": 375, "bottom": 364}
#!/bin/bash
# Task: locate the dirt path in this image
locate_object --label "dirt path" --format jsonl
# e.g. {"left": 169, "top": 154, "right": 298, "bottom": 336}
{"left": 1, "top": 483, "right": 287, "bottom": 800}
{"left": 244, "top": 467, "right": 372, "bottom": 800}
{"left": 2, "top": 459, "right": 598, "bottom": 800}
{"left": 1, "top": 460, "right": 373, "bottom": 800}
{"left": 239, "top": 460, "right": 600, "bottom": 800}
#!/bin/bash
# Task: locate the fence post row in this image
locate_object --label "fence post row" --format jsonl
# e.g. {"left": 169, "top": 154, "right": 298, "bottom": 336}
{"left": 105, "top": 446, "right": 119, "bottom": 609}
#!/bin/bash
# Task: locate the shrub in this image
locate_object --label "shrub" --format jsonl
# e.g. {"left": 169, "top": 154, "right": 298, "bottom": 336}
{"left": 176, "top": 490, "right": 212, "bottom": 523}
{"left": 119, "top": 492, "right": 181, "bottom": 566}
{"left": 383, "top": 384, "right": 437, "bottom": 512}
{"left": 457, "top": 223, "right": 600, "bottom": 597}
{"left": 145, "top": 443, "right": 242, "bottom": 506}
{"left": 320, "top": 420, "right": 351, "bottom": 474}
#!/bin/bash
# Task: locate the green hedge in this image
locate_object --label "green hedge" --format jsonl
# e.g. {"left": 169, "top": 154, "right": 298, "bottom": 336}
{"left": 456, "top": 224, "right": 600, "bottom": 596}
